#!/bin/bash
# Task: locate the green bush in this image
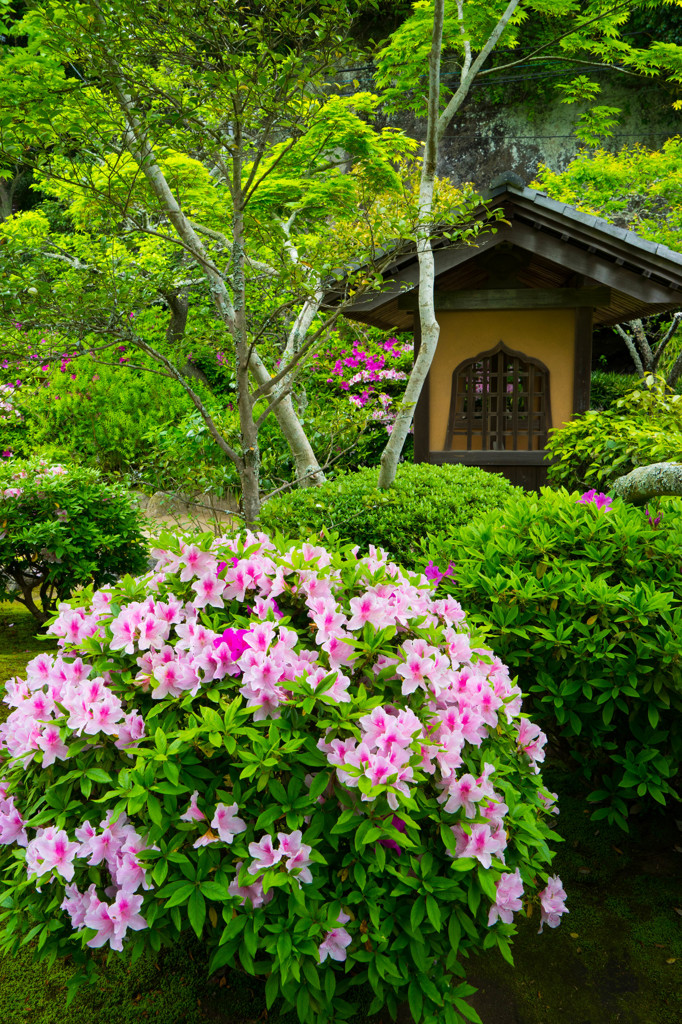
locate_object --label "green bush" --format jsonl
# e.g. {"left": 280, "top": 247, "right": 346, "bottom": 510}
{"left": 589, "top": 371, "right": 639, "bottom": 410}
{"left": 0, "top": 457, "right": 149, "bottom": 622}
{"left": 259, "top": 463, "right": 517, "bottom": 569}
{"left": 547, "top": 377, "right": 682, "bottom": 491}
{"left": 422, "top": 487, "right": 682, "bottom": 829}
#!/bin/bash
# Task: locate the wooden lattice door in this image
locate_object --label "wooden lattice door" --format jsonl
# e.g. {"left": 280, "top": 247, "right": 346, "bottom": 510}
{"left": 444, "top": 341, "right": 552, "bottom": 452}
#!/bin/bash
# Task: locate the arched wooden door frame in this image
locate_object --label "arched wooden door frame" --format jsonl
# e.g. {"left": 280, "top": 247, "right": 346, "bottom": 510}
{"left": 444, "top": 340, "right": 552, "bottom": 452}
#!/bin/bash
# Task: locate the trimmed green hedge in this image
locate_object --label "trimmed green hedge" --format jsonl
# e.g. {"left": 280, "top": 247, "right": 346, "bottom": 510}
{"left": 422, "top": 487, "right": 682, "bottom": 829}
{"left": 259, "top": 462, "right": 516, "bottom": 569}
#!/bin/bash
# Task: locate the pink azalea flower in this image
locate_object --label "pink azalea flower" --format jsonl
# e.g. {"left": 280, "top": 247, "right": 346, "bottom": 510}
{"left": 114, "top": 711, "right": 146, "bottom": 753}
{"left": 36, "top": 724, "right": 69, "bottom": 767}
{"left": 191, "top": 573, "right": 226, "bottom": 609}
{"left": 26, "top": 827, "right": 80, "bottom": 881}
{"left": 319, "top": 911, "right": 352, "bottom": 963}
{"left": 277, "top": 830, "right": 313, "bottom": 884}
{"left": 247, "top": 834, "right": 283, "bottom": 875}
{"left": 0, "top": 796, "right": 28, "bottom": 847}
{"left": 488, "top": 868, "right": 524, "bottom": 926}
{"left": 84, "top": 895, "right": 116, "bottom": 948}
{"left": 211, "top": 802, "right": 246, "bottom": 843}
{"left": 109, "top": 890, "right": 147, "bottom": 950}
{"left": 538, "top": 876, "right": 568, "bottom": 932}
{"left": 180, "top": 791, "right": 206, "bottom": 822}
{"left": 516, "top": 718, "right": 547, "bottom": 770}
{"left": 228, "top": 861, "right": 272, "bottom": 908}
{"left": 454, "top": 822, "right": 507, "bottom": 870}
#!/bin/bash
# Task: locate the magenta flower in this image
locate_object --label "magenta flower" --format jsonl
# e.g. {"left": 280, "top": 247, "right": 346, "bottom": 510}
{"left": 577, "top": 489, "right": 613, "bottom": 511}
{"left": 423, "top": 560, "right": 456, "bottom": 586}
{"left": 645, "top": 506, "right": 661, "bottom": 528}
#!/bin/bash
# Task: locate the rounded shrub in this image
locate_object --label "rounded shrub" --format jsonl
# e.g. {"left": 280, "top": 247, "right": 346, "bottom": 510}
{"left": 259, "top": 463, "right": 517, "bottom": 569}
{"left": 0, "top": 531, "right": 564, "bottom": 1024}
{"left": 0, "top": 457, "right": 149, "bottom": 622}
{"left": 423, "top": 487, "right": 682, "bottom": 829}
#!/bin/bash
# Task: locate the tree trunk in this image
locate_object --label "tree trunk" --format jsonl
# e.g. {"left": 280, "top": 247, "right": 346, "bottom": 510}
{"left": 377, "top": 0, "right": 521, "bottom": 489}
{"left": 611, "top": 462, "right": 682, "bottom": 504}
{"left": 377, "top": 0, "right": 445, "bottom": 490}
{"left": 249, "top": 350, "right": 325, "bottom": 487}
{"left": 164, "top": 290, "right": 189, "bottom": 344}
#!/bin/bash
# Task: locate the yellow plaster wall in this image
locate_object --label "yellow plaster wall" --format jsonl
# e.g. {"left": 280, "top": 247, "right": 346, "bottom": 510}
{"left": 429, "top": 308, "right": 576, "bottom": 451}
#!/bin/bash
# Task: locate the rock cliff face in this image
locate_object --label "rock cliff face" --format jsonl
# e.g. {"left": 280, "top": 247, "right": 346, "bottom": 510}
{"left": 377, "top": 77, "right": 679, "bottom": 189}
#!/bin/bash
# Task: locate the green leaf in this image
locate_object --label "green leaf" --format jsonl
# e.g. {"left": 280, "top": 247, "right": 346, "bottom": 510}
{"left": 354, "top": 862, "right": 367, "bottom": 890}
{"left": 163, "top": 882, "right": 195, "bottom": 909}
{"left": 425, "top": 894, "right": 441, "bottom": 932}
{"left": 200, "top": 880, "right": 229, "bottom": 901}
{"left": 147, "top": 793, "right": 164, "bottom": 826}
{"left": 296, "top": 987, "right": 310, "bottom": 1022}
{"left": 187, "top": 890, "right": 206, "bottom": 939}
{"left": 408, "top": 980, "right": 423, "bottom": 1023}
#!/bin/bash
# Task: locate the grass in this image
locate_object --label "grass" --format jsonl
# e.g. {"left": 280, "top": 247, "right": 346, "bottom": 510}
{"left": 0, "top": 600, "right": 58, "bottom": 710}
{"left": 1, "top": 601, "right": 680, "bottom": 1023}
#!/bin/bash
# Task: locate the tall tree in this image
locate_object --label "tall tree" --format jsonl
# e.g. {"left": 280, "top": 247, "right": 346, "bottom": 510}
{"left": 374, "top": 0, "right": 682, "bottom": 488}
{"left": 0, "top": 0, "right": 427, "bottom": 521}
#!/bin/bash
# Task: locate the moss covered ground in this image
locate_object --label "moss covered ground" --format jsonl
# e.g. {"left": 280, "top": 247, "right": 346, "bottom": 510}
{"left": 1, "top": 600, "right": 680, "bottom": 1023}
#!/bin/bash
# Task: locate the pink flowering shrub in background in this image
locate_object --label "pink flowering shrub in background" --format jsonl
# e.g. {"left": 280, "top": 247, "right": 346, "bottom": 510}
{"left": 323, "top": 336, "right": 413, "bottom": 436}
{"left": 0, "top": 531, "right": 565, "bottom": 1024}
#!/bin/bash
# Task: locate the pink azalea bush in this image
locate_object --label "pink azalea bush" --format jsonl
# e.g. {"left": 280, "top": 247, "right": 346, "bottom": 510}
{"left": 0, "top": 531, "right": 565, "bottom": 1024}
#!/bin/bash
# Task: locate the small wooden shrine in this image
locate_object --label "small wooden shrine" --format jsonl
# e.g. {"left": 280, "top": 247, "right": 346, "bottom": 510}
{"left": 340, "top": 174, "right": 682, "bottom": 488}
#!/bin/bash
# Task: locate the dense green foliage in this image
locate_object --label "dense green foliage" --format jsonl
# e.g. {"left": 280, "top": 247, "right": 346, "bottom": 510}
{"left": 423, "top": 488, "right": 682, "bottom": 829}
{"left": 259, "top": 463, "right": 516, "bottom": 568}
{"left": 589, "top": 371, "right": 640, "bottom": 410}
{"left": 5, "top": 352, "right": 194, "bottom": 474}
{"left": 534, "top": 139, "right": 682, "bottom": 253}
{"left": 0, "top": 457, "right": 148, "bottom": 621}
{"left": 546, "top": 378, "right": 682, "bottom": 492}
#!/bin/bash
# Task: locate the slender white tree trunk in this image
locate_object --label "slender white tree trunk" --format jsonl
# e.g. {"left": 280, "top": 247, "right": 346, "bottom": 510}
{"left": 378, "top": 0, "right": 521, "bottom": 489}
{"left": 249, "top": 349, "right": 325, "bottom": 487}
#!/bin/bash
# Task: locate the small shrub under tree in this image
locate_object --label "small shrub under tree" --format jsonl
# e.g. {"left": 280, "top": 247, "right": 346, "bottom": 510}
{"left": 0, "top": 457, "right": 149, "bottom": 622}
{"left": 546, "top": 377, "right": 682, "bottom": 492}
